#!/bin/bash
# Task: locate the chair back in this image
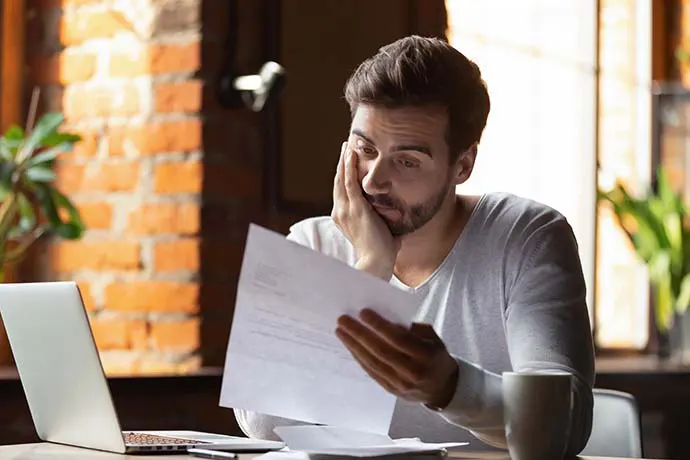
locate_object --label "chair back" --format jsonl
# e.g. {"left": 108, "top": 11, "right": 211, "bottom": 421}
{"left": 581, "top": 388, "right": 642, "bottom": 458}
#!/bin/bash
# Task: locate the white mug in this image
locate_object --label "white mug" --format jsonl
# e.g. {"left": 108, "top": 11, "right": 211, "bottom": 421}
{"left": 502, "top": 371, "right": 573, "bottom": 460}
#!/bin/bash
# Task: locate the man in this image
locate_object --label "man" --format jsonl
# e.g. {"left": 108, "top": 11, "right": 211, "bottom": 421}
{"left": 235, "top": 35, "right": 595, "bottom": 455}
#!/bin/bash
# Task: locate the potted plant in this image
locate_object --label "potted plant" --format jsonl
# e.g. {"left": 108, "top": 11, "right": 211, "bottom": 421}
{"left": 599, "top": 167, "right": 690, "bottom": 360}
{"left": 0, "top": 108, "right": 85, "bottom": 366}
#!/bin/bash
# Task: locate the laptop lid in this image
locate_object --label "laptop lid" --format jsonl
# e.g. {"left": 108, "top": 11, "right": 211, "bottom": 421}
{"left": 0, "top": 281, "right": 127, "bottom": 454}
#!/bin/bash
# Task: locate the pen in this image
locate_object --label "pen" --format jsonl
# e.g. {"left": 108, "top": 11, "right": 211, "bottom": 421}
{"left": 187, "top": 448, "right": 238, "bottom": 459}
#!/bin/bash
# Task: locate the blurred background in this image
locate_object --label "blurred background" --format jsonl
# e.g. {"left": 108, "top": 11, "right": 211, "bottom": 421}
{"left": 0, "top": 0, "right": 689, "bottom": 458}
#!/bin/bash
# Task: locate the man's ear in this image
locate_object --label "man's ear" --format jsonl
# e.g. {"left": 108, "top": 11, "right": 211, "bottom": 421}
{"left": 452, "top": 143, "right": 477, "bottom": 185}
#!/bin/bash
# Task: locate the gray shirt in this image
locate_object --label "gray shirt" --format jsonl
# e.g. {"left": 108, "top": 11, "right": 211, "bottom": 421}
{"left": 234, "top": 192, "right": 595, "bottom": 455}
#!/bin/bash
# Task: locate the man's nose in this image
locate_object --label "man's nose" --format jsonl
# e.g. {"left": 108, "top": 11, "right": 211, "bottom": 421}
{"left": 361, "top": 158, "right": 391, "bottom": 195}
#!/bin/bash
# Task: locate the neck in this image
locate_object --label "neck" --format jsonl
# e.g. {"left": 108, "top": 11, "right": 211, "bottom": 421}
{"left": 394, "top": 193, "right": 468, "bottom": 273}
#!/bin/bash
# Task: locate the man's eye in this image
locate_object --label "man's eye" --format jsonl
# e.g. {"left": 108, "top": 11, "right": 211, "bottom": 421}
{"left": 400, "top": 159, "right": 419, "bottom": 169}
{"left": 357, "top": 146, "right": 376, "bottom": 156}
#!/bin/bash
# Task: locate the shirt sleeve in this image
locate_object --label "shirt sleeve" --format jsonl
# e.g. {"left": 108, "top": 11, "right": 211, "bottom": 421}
{"left": 433, "top": 218, "right": 595, "bottom": 456}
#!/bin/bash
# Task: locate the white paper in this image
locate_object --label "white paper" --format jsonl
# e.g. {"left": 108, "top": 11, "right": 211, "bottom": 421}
{"left": 273, "top": 425, "right": 469, "bottom": 457}
{"left": 220, "top": 224, "right": 421, "bottom": 435}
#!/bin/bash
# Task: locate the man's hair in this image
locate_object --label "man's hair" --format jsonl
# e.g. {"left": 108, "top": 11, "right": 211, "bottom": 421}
{"left": 344, "top": 35, "right": 490, "bottom": 163}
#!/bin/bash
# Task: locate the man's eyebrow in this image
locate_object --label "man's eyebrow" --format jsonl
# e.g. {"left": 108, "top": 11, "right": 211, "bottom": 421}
{"left": 351, "top": 129, "right": 432, "bottom": 157}
{"left": 392, "top": 144, "right": 431, "bottom": 157}
{"left": 352, "top": 129, "right": 376, "bottom": 146}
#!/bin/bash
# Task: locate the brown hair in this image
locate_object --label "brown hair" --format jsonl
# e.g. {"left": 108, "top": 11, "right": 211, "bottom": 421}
{"left": 344, "top": 35, "right": 490, "bottom": 163}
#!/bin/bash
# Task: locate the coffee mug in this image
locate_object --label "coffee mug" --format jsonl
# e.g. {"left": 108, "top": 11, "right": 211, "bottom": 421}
{"left": 502, "top": 371, "right": 573, "bottom": 460}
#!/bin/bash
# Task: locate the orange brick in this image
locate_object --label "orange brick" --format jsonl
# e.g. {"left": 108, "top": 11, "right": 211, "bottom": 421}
{"left": 29, "top": 53, "right": 97, "bottom": 85}
{"left": 74, "top": 201, "right": 113, "bottom": 229}
{"left": 90, "top": 318, "right": 148, "bottom": 350}
{"left": 154, "top": 160, "right": 202, "bottom": 194}
{"left": 70, "top": 130, "right": 99, "bottom": 157}
{"left": 50, "top": 241, "right": 140, "bottom": 272}
{"left": 137, "top": 356, "right": 201, "bottom": 375}
{"left": 60, "top": 10, "right": 133, "bottom": 45}
{"left": 154, "top": 238, "right": 199, "bottom": 272}
{"left": 64, "top": 85, "right": 141, "bottom": 121}
{"left": 105, "top": 282, "right": 199, "bottom": 313}
{"left": 109, "top": 42, "right": 200, "bottom": 77}
{"left": 150, "top": 319, "right": 200, "bottom": 352}
{"left": 127, "top": 203, "right": 200, "bottom": 235}
{"left": 109, "top": 120, "right": 202, "bottom": 156}
{"left": 76, "top": 281, "right": 96, "bottom": 311}
{"left": 55, "top": 163, "right": 85, "bottom": 194}
{"left": 81, "top": 163, "right": 139, "bottom": 192}
{"left": 155, "top": 81, "right": 203, "bottom": 113}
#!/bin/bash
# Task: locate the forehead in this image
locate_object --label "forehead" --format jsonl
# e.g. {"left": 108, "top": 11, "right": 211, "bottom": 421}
{"left": 350, "top": 105, "right": 448, "bottom": 142}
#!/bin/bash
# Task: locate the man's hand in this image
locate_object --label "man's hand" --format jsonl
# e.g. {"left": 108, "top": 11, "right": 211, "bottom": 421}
{"left": 336, "top": 308, "right": 459, "bottom": 409}
{"left": 331, "top": 142, "right": 400, "bottom": 280}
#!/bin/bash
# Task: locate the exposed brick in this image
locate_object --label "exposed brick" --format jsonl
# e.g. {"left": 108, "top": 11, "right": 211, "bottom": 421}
{"left": 76, "top": 281, "right": 96, "bottom": 311}
{"left": 50, "top": 241, "right": 141, "bottom": 272}
{"left": 84, "top": 163, "right": 139, "bottom": 192}
{"left": 55, "top": 163, "right": 85, "bottom": 194}
{"left": 154, "top": 160, "right": 202, "bottom": 194}
{"left": 64, "top": 85, "right": 141, "bottom": 121}
{"left": 57, "top": 162, "right": 139, "bottom": 193}
{"left": 60, "top": 10, "right": 134, "bottom": 45}
{"left": 155, "top": 81, "right": 203, "bottom": 114}
{"left": 150, "top": 318, "right": 200, "bottom": 352}
{"left": 29, "top": 53, "right": 97, "bottom": 85}
{"left": 90, "top": 318, "right": 148, "bottom": 350}
{"left": 137, "top": 356, "right": 201, "bottom": 375}
{"left": 105, "top": 282, "right": 199, "bottom": 313}
{"left": 109, "top": 42, "right": 200, "bottom": 77}
{"left": 70, "top": 130, "right": 99, "bottom": 157}
{"left": 74, "top": 201, "right": 113, "bottom": 229}
{"left": 127, "top": 203, "right": 200, "bottom": 235}
{"left": 153, "top": 0, "right": 201, "bottom": 36}
{"left": 109, "top": 120, "right": 202, "bottom": 156}
{"left": 154, "top": 238, "right": 199, "bottom": 272}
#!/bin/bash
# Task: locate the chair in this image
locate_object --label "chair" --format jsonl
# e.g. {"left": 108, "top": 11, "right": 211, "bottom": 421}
{"left": 580, "top": 388, "right": 643, "bottom": 458}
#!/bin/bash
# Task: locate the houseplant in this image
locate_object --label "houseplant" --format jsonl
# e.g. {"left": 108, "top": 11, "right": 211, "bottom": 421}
{"left": 598, "top": 167, "right": 690, "bottom": 360}
{"left": 0, "top": 107, "right": 85, "bottom": 365}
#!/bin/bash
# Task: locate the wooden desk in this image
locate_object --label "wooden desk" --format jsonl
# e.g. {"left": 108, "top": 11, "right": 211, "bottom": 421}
{"left": 0, "top": 443, "right": 661, "bottom": 460}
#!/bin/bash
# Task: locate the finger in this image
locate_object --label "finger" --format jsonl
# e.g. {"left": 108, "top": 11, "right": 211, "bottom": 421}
{"left": 336, "top": 327, "right": 402, "bottom": 395}
{"left": 410, "top": 322, "right": 443, "bottom": 343}
{"left": 333, "top": 142, "right": 348, "bottom": 206}
{"left": 343, "top": 145, "right": 367, "bottom": 206}
{"left": 337, "top": 315, "right": 424, "bottom": 382}
{"left": 359, "top": 309, "right": 434, "bottom": 360}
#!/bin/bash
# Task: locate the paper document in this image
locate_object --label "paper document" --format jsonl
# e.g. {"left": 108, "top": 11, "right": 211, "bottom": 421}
{"left": 220, "top": 224, "right": 421, "bottom": 434}
{"left": 273, "top": 425, "right": 469, "bottom": 457}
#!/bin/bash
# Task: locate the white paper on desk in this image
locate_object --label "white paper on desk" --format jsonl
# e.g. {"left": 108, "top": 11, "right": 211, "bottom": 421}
{"left": 220, "top": 224, "right": 421, "bottom": 435}
{"left": 273, "top": 425, "right": 469, "bottom": 456}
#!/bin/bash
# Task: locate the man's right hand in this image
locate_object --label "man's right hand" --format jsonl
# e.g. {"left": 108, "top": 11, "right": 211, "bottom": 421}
{"left": 331, "top": 141, "right": 400, "bottom": 280}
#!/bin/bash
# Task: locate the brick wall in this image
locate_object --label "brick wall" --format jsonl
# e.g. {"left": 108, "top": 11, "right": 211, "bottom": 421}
{"left": 19, "top": 0, "right": 294, "bottom": 374}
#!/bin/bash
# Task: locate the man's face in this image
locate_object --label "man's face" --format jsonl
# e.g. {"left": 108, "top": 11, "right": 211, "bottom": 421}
{"left": 348, "top": 105, "right": 459, "bottom": 236}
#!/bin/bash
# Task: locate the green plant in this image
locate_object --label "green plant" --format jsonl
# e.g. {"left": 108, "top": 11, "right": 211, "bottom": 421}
{"left": 0, "top": 111, "right": 85, "bottom": 281}
{"left": 599, "top": 168, "right": 690, "bottom": 334}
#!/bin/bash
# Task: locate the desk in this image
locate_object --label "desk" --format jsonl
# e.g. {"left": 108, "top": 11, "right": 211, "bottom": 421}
{"left": 0, "top": 443, "right": 660, "bottom": 460}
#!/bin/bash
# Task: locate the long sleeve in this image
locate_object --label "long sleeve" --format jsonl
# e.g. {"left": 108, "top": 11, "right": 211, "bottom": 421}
{"left": 433, "top": 219, "right": 595, "bottom": 456}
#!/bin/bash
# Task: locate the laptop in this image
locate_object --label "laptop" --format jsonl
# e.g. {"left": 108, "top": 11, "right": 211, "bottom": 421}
{"left": 0, "top": 281, "right": 284, "bottom": 454}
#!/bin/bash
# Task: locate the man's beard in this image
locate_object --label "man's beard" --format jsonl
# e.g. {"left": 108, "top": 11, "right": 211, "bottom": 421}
{"left": 363, "top": 181, "right": 451, "bottom": 236}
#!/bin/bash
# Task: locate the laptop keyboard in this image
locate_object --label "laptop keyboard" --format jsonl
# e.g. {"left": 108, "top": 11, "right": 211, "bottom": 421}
{"left": 123, "top": 432, "right": 208, "bottom": 446}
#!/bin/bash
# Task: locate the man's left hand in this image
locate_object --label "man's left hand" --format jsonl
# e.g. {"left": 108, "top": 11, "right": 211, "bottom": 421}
{"left": 336, "top": 308, "right": 459, "bottom": 409}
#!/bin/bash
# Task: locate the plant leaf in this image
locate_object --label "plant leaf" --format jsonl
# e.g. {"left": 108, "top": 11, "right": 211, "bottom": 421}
{"left": 655, "top": 277, "right": 675, "bottom": 333}
{"left": 25, "top": 166, "right": 56, "bottom": 183}
{"left": 40, "top": 132, "right": 81, "bottom": 148}
{"left": 27, "top": 143, "right": 73, "bottom": 168}
{"left": 17, "top": 113, "right": 64, "bottom": 165}
{"left": 677, "top": 273, "right": 690, "bottom": 314}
